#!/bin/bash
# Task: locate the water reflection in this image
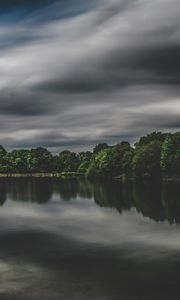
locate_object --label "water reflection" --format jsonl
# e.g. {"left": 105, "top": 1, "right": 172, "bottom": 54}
{"left": 5, "top": 178, "right": 53, "bottom": 203}
{"left": 0, "top": 180, "right": 6, "bottom": 206}
{"left": 1, "top": 178, "right": 180, "bottom": 224}
{"left": 0, "top": 179, "right": 180, "bottom": 299}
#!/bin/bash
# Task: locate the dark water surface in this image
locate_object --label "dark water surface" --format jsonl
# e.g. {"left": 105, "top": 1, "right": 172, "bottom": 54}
{"left": 1, "top": 178, "right": 180, "bottom": 299}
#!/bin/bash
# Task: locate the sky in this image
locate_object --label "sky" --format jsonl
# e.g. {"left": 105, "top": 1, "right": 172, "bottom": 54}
{"left": 0, "top": 0, "right": 180, "bottom": 151}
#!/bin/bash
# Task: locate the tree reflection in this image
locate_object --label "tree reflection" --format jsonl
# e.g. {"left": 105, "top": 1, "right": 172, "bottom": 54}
{"left": 133, "top": 182, "right": 165, "bottom": 222}
{"left": 5, "top": 178, "right": 53, "bottom": 203}
{"left": 0, "top": 179, "right": 6, "bottom": 206}
{"left": 161, "top": 183, "right": 180, "bottom": 224}
{"left": 94, "top": 180, "right": 180, "bottom": 224}
{"left": 0, "top": 178, "right": 180, "bottom": 224}
{"left": 55, "top": 179, "right": 93, "bottom": 200}
{"left": 93, "top": 181, "right": 133, "bottom": 213}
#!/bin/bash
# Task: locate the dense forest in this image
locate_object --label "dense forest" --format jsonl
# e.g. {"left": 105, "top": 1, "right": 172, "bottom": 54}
{"left": 0, "top": 131, "right": 180, "bottom": 180}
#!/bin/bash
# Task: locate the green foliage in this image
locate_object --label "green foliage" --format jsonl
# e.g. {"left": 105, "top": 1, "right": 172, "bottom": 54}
{"left": 27, "top": 147, "right": 54, "bottom": 172}
{"left": 59, "top": 150, "right": 79, "bottom": 172}
{"left": 160, "top": 134, "right": 174, "bottom": 175}
{"left": 132, "top": 141, "right": 162, "bottom": 180}
{"left": 0, "top": 146, "right": 8, "bottom": 173}
{"left": 133, "top": 132, "right": 167, "bottom": 180}
{"left": 135, "top": 132, "right": 167, "bottom": 147}
{"left": 77, "top": 151, "right": 93, "bottom": 173}
{"left": 0, "top": 131, "right": 180, "bottom": 180}
{"left": 160, "top": 133, "right": 180, "bottom": 177}
{"left": 93, "top": 143, "right": 109, "bottom": 154}
{"left": 87, "top": 142, "right": 133, "bottom": 178}
{"left": 7, "top": 150, "right": 30, "bottom": 173}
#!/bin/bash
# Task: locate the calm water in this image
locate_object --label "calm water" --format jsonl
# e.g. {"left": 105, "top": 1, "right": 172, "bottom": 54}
{"left": 1, "top": 179, "right": 180, "bottom": 299}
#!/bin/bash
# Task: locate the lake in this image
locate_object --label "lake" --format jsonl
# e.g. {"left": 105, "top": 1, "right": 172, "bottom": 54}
{"left": 0, "top": 178, "right": 180, "bottom": 299}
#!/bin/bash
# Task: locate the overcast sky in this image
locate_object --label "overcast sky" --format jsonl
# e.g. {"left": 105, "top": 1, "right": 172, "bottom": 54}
{"left": 0, "top": 0, "right": 180, "bottom": 151}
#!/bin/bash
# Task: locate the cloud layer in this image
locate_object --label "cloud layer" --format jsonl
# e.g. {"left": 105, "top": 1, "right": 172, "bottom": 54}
{"left": 0, "top": 0, "right": 180, "bottom": 151}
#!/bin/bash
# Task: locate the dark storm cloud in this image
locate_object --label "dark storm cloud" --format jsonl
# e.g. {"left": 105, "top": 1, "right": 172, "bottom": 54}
{"left": 35, "top": 19, "right": 180, "bottom": 93}
{"left": 0, "top": 90, "right": 52, "bottom": 116}
{"left": 36, "top": 42, "right": 180, "bottom": 94}
{"left": 0, "top": 0, "right": 180, "bottom": 149}
{"left": 36, "top": 75, "right": 110, "bottom": 94}
{"left": 130, "top": 113, "right": 180, "bottom": 131}
{"left": 0, "top": 99, "right": 46, "bottom": 116}
{"left": 128, "top": 45, "right": 180, "bottom": 84}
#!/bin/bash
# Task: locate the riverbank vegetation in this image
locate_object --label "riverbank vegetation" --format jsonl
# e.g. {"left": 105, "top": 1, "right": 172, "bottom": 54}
{"left": 0, "top": 131, "right": 180, "bottom": 180}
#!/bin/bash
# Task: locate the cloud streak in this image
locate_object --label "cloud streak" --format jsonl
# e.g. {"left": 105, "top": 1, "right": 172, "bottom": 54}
{"left": 0, "top": 0, "right": 180, "bottom": 150}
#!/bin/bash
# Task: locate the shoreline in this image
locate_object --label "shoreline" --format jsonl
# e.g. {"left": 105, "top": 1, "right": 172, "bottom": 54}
{"left": 0, "top": 172, "right": 84, "bottom": 178}
{"left": 0, "top": 173, "right": 180, "bottom": 183}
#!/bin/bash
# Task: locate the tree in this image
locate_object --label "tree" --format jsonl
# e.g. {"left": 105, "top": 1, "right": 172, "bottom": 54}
{"left": 7, "top": 150, "right": 29, "bottom": 173}
{"left": 77, "top": 151, "right": 93, "bottom": 173}
{"left": 0, "top": 146, "right": 7, "bottom": 173}
{"left": 135, "top": 132, "right": 167, "bottom": 147}
{"left": 87, "top": 142, "right": 133, "bottom": 178}
{"left": 27, "top": 147, "right": 54, "bottom": 172}
{"left": 160, "top": 134, "right": 174, "bottom": 176}
{"left": 161, "top": 133, "right": 180, "bottom": 177}
{"left": 59, "top": 150, "right": 79, "bottom": 172}
{"left": 93, "top": 143, "right": 109, "bottom": 154}
{"left": 132, "top": 141, "right": 162, "bottom": 180}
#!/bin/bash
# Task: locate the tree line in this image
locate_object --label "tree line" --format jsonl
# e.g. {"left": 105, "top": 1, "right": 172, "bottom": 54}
{"left": 0, "top": 131, "right": 180, "bottom": 179}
